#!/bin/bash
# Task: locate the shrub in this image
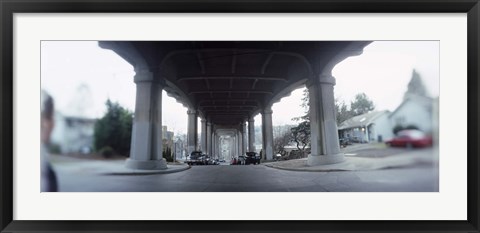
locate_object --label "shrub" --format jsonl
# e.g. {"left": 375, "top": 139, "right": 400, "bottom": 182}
{"left": 48, "top": 143, "right": 62, "bottom": 154}
{"left": 99, "top": 146, "right": 115, "bottom": 158}
{"left": 163, "top": 147, "right": 173, "bottom": 162}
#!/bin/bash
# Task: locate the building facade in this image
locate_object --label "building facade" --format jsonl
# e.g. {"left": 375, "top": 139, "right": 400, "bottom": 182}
{"left": 338, "top": 111, "right": 393, "bottom": 143}
{"left": 50, "top": 112, "right": 96, "bottom": 154}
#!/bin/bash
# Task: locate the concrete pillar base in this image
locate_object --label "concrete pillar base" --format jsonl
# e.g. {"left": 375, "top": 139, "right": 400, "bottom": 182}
{"left": 307, "top": 153, "right": 345, "bottom": 166}
{"left": 125, "top": 158, "right": 168, "bottom": 170}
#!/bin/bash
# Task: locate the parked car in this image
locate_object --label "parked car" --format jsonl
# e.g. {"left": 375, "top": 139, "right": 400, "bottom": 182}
{"left": 205, "top": 156, "right": 220, "bottom": 165}
{"left": 185, "top": 151, "right": 206, "bottom": 165}
{"left": 238, "top": 155, "right": 246, "bottom": 165}
{"left": 245, "top": 152, "right": 261, "bottom": 165}
{"left": 231, "top": 156, "right": 246, "bottom": 165}
{"left": 339, "top": 137, "right": 352, "bottom": 148}
{"left": 230, "top": 157, "right": 237, "bottom": 165}
{"left": 385, "top": 129, "right": 433, "bottom": 148}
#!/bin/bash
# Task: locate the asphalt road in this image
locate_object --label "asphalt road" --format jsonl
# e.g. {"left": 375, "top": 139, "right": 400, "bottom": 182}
{"left": 56, "top": 162, "right": 438, "bottom": 192}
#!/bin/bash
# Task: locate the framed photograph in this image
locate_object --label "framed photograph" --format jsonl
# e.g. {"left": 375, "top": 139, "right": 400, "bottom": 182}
{"left": 1, "top": 0, "right": 479, "bottom": 232}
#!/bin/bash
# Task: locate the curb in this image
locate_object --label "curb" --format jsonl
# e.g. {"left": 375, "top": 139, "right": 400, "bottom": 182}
{"left": 264, "top": 164, "right": 349, "bottom": 172}
{"left": 100, "top": 165, "right": 191, "bottom": 176}
{"left": 264, "top": 162, "right": 431, "bottom": 172}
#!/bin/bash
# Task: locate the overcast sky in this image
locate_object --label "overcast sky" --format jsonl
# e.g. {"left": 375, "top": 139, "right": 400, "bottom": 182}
{"left": 41, "top": 41, "right": 439, "bottom": 135}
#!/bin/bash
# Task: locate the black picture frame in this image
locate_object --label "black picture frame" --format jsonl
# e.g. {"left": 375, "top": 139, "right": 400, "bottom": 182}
{"left": 1, "top": 1, "right": 479, "bottom": 232}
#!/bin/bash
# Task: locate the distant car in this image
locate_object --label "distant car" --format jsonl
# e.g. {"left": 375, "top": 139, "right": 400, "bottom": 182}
{"left": 339, "top": 138, "right": 352, "bottom": 147}
{"left": 205, "top": 157, "right": 220, "bottom": 165}
{"left": 185, "top": 151, "right": 206, "bottom": 165}
{"left": 238, "top": 155, "right": 246, "bottom": 165}
{"left": 231, "top": 156, "right": 246, "bottom": 165}
{"left": 245, "top": 152, "right": 261, "bottom": 165}
{"left": 385, "top": 129, "right": 433, "bottom": 148}
{"left": 230, "top": 157, "right": 237, "bottom": 165}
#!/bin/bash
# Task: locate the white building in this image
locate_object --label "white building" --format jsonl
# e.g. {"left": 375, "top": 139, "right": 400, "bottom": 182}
{"left": 338, "top": 110, "right": 394, "bottom": 143}
{"left": 50, "top": 112, "right": 96, "bottom": 154}
{"left": 389, "top": 94, "right": 435, "bottom": 134}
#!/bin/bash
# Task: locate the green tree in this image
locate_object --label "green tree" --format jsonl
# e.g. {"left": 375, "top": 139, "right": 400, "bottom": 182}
{"left": 273, "top": 126, "right": 293, "bottom": 156}
{"left": 290, "top": 121, "right": 310, "bottom": 152}
{"left": 94, "top": 99, "right": 133, "bottom": 156}
{"left": 291, "top": 88, "right": 375, "bottom": 150}
{"left": 291, "top": 88, "right": 311, "bottom": 153}
{"left": 335, "top": 99, "right": 353, "bottom": 125}
{"left": 350, "top": 93, "right": 375, "bottom": 116}
{"left": 291, "top": 88, "right": 310, "bottom": 122}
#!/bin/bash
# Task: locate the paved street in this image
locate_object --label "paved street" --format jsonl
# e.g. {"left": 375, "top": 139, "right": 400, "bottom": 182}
{"left": 57, "top": 165, "right": 438, "bottom": 192}
{"left": 54, "top": 146, "right": 438, "bottom": 192}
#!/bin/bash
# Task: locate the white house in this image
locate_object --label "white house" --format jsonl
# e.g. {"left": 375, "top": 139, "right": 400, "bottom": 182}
{"left": 389, "top": 94, "right": 435, "bottom": 134}
{"left": 338, "top": 110, "right": 394, "bottom": 143}
{"left": 50, "top": 112, "right": 97, "bottom": 154}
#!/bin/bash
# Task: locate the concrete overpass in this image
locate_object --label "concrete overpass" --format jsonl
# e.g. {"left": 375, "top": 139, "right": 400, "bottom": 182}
{"left": 98, "top": 41, "right": 372, "bottom": 170}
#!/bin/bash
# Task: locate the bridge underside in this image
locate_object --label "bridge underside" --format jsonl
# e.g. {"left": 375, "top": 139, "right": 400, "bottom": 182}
{"left": 99, "top": 41, "right": 371, "bottom": 170}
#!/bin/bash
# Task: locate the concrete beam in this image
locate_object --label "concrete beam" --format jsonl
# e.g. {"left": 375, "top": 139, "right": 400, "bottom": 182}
{"left": 261, "top": 53, "right": 275, "bottom": 74}
{"left": 231, "top": 50, "right": 237, "bottom": 74}
{"left": 196, "top": 52, "right": 206, "bottom": 74}
{"left": 177, "top": 76, "right": 287, "bottom": 82}
{"left": 189, "top": 90, "right": 273, "bottom": 95}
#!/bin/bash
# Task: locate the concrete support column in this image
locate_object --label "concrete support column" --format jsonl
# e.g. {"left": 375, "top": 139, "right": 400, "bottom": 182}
{"left": 233, "top": 134, "right": 237, "bottom": 157}
{"left": 211, "top": 132, "right": 215, "bottom": 158}
{"left": 248, "top": 117, "right": 256, "bottom": 152}
{"left": 187, "top": 109, "right": 197, "bottom": 155}
{"left": 200, "top": 118, "right": 207, "bottom": 152}
{"left": 214, "top": 134, "right": 218, "bottom": 159}
{"left": 217, "top": 135, "right": 221, "bottom": 159}
{"left": 236, "top": 134, "right": 240, "bottom": 157}
{"left": 237, "top": 130, "right": 242, "bottom": 156}
{"left": 230, "top": 137, "right": 235, "bottom": 159}
{"left": 237, "top": 132, "right": 241, "bottom": 156}
{"left": 207, "top": 122, "right": 212, "bottom": 156}
{"left": 307, "top": 75, "right": 344, "bottom": 166}
{"left": 262, "top": 107, "right": 274, "bottom": 160}
{"left": 220, "top": 137, "right": 224, "bottom": 160}
{"left": 126, "top": 70, "right": 168, "bottom": 170}
{"left": 242, "top": 122, "right": 248, "bottom": 153}
{"left": 213, "top": 133, "right": 220, "bottom": 159}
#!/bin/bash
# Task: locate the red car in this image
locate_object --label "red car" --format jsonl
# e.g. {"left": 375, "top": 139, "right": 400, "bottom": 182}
{"left": 385, "top": 129, "right": 433, "bottom": 148}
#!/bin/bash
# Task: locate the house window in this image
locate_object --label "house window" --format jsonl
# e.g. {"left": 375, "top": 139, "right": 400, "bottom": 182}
{"left": 395, "top": 117, "right": 406, "bottom": 125}
{"left": 66, "top": 118, "right": 73, "bottom": 127}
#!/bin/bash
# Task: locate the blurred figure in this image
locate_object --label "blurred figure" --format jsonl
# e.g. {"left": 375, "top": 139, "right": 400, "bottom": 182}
{"left": 41, "top": 90, "right": 58, "bottom": 192}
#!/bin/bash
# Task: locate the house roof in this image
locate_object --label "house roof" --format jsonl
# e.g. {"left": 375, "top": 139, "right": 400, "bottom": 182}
{"left": 338, "top": 110, "right": 389, "bottom": 130}
{"left": 389, "top": 94, "right": 434, "bottom": 119}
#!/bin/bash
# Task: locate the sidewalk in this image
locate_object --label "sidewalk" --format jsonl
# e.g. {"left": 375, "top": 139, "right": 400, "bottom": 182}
{"left": 263, "top": 148, "right": 438, "bottom": 172}
{"left": 50, "top": 155, "right": 190, "bottom": 175}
